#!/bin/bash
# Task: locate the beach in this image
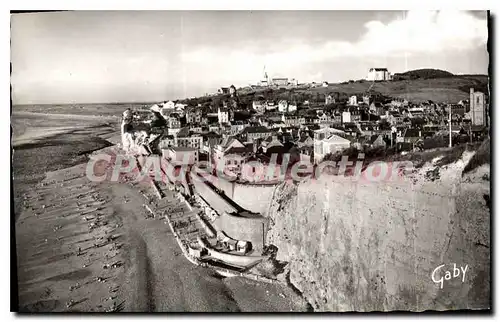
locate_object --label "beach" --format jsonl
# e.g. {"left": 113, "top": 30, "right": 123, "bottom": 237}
{"left": 12, "top": 107, "right": 309, "bottom": 312}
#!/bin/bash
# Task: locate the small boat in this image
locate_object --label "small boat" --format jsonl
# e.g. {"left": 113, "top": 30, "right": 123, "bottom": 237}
{"left": 197, "top": 237, "right": 267, "bottom": 269}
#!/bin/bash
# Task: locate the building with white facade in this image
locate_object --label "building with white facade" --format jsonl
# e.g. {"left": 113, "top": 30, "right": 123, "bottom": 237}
{"left": 218, "top": 107, "right": 229, "bottom": 124}
{"left": 366, "top": 68, "right": 391, "bottom": 81}
{"left": 313, "top": 128, "right": 351, "bottom": 163}
{"left": 278, "top": 100, "right": 288, "bottom": 113}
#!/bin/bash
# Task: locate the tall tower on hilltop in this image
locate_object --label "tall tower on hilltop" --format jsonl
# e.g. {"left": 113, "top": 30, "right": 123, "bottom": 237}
{"left": 262, "top": 65, "right": 269, "bottom": 86}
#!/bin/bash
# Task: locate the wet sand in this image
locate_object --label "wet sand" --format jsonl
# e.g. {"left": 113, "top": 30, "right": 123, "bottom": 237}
{"left": 13, "top": 110, "right": 309, "bottom": 312}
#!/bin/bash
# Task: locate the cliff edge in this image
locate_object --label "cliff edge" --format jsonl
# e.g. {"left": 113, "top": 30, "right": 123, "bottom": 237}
{"left": 266, "top": 141, "right": 490, "bottom": 311}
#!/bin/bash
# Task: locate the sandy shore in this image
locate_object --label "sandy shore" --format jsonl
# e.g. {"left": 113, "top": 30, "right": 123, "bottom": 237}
{"left": 13, "top": 111, "right": 309, "bottom": 312}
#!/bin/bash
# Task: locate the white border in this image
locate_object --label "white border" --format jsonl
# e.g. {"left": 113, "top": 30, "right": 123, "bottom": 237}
{"left": 3, "top": 1, "right": 498, "bottom": 321}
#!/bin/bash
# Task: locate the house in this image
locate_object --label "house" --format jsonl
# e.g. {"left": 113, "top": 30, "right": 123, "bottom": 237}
{"left": 348, "top": 95, "right": 358, "bottom": 106}
{"left": 408, "top": 106, "right": 425, "bottom": 118}
{"left": 370, "top": 102, "right": 385, "bottom": 115}
{"left": 357, "top": 123, "right": 380, "bottom": 136}
{"left": 201, "top": 132, "right": 223, "bottom": 153}
{"left": 174, "top": 103, "right": 187, "bottom": 111}
{"left": 278, "top": 100, "right": 288, "bottom": 113}
{"left": 230, "top": 121, "right": 249, "bottom": 135}
{"left": 288, "top": 103, "right": 298, "bottom": 113}
{"left": 353, "top": 134, "right": 386, "bottom": 150}
{"left": 158, "top": 135, "right": 176, "bottom": 150}
{"left": 390, "top": 99, "right": 409, "bottom": 108}
{"left": 260, "top": 135, "right": 285, "bottom": 154}
{"left": 342, "top": 110, "right": 361, "bottom": 123}
{"left": 163, "top": 147, "right": 199, "bottom": 165}
{"left": 342, "top": 111, "right": 351, "bottom": 123}
{"left": 366, "top": 68, "right": 391, "bottom": 81}
{"left": 218, "top": 107, "right": 230, "bottom": 124}
{"left": 282, "top": 115, "right": 306, "bottom": 127}
{"left": 343, "top": 123, "right": 361, "bottom": 137}
{"left": 397, "top": 128, "right": 423, "bottom": 144}
{"left": 316, "top": 113, "right": 331, "bottom": 126}
{"left": 189, "top": 125, "right": 203, "bottom": 133}
{"left": 212, "top": 137, "right": 254, "bottom": 173}
{"left": 313, "top": 132, "right": 352, "bottom": 163}
{"left": 208, "top": 124, "right": 220, "bottom": 133}
{"left": 272, "top": 78, "right": 288, "bottom": 87}
{"left": 175, "top": 134, "right": 203, "bottom": 150}
{"left": 265, "top": 101, "right": 277, "bottom": 111}
{"left": 162, "top": 100, "right": 175, "bottom": 110}
{"left": 288, "top": 79, "right": 299, "bottom": 87}
{"left": 241, "top": 126, "right": 274, "bottom": 142}
{"left": 296, "top": 134, "right": 313, "bottom": 148}
{"left": 252, "top": 100, "right": 267, "bottom": 114}
{"left": 387, "top": 111, "right": 404, "bottom": 124}
{"left": 325, "top": 94, "right": 335, "bottom": 105}
{"left": 322, "top": 81, "right": 329, "bottom": 87}
{"left": 185, "top": 109, "right": 202, "bottom": 124}
{"left": 450, "top": 104, "right": 466, "bottom": 117}
{"left": 167, "top": 116, "right": 182, "bottom": 136}
{"left": 218, "top": 87, "right": 230, "bottom": 95}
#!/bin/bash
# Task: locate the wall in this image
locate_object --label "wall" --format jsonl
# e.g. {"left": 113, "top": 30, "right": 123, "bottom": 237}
{"left": 265, "top": 152, "right": 490, "bottom": 311}
{"left": 213, "top": 212, "right": 270, "bottom": 253}
{"left": 232, "top": 184, "right": 277, "bottom": 215}
{"left": 190, "top": 174, "right": 237, "bottom": 215}
{"left": 193, "top": 167, "right": 278, "bottom": 215}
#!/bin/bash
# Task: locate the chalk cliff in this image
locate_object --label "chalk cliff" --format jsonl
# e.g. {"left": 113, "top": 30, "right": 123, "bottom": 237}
{"left": 266, "top": 148, "right": 490, "bottom": 311}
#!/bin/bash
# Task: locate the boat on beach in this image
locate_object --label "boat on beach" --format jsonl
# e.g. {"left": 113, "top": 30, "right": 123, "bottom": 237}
{"left": 197, "top": 236, "right": 268, "bottom": 269}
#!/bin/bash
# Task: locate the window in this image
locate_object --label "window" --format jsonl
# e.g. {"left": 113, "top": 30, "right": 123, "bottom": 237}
{"left": 477, "top": 97, "right": 480, "bottom": 105}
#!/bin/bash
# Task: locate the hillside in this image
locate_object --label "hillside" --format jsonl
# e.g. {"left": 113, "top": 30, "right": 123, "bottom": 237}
{"left": 179, "top": 74, "right": 488, "bottom": 110}
{"left": 392, "top": 68, "right": 454, "bottom": 80}
{"left": 304, "top": 74, "right": 489, "bottom": 103}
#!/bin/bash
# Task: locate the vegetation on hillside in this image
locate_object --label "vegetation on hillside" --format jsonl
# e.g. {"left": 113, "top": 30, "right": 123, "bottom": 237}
{"left": 392, "top": 68, "right": 454, "bottom": 81}
{"left": 177, "top": 71, "right": 488, "bottom": 110}
{"left": 463, "top": 137, "right": 490, "bottom": 175}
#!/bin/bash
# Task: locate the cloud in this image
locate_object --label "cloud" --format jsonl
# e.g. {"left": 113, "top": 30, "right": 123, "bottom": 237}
{"left": 180, "top": 10, "right": 487, "bottom": 84}
{"left": 357, "top": 10, "right": 488, "bottom": 56}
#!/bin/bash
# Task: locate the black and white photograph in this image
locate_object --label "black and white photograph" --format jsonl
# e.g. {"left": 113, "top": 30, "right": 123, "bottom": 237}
{"left": 10, "top": 9, "right": 491, "bottom": 313}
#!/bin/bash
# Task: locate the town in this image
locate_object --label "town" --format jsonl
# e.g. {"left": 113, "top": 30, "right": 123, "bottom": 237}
{"left": 127, "top": 68, "right": 489, "bottom": 179}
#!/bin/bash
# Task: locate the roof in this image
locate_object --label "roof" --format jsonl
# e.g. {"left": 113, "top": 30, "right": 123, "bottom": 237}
{"left": 225, "top": 143, "right": 254, "bottom": 155}
{"left": 471, "top": 125, "right": 487, "bottom": 132}
{"left": 324, "top": 134, "right": 352, "bottom": 144}
{"left": 241, "top": 126, "right": 273, "bottom": 134}
{"left": 404, "top": 129, "right": 421, "bottom": 138}
{"left": 370, "top": 68, "right": 388, "bottom": 71}
{"left": 176, "top": 127, "right": 190, "bottom": 138}
{"left": 167, "top": 147, "right": 196, "bottom": 152}
{"left": 367, "top": 134, "right": 382, "bottom": 144}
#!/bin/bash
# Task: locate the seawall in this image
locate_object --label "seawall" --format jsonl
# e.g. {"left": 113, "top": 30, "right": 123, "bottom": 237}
{"left": 193, "top": 168, "right": 278, "bottom": 215}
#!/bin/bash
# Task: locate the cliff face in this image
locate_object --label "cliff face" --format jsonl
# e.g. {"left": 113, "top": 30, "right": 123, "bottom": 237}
{"left": 266, "top": 152, "right": 490, "bottom": 312}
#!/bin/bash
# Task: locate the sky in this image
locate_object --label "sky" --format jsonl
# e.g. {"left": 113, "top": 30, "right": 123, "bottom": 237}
{"left": 11, "top": 10, "right": 489, "bottom": 105}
